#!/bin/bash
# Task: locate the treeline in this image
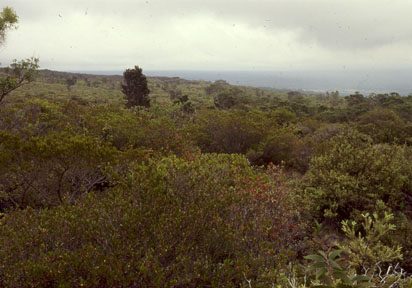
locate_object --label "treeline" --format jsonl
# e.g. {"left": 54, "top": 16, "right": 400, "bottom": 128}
{"left": 0, "top": 70, "right": 412, "bottom": 287}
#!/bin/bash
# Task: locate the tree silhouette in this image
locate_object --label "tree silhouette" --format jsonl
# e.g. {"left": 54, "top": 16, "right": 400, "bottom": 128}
{"left": 121, "top": 66, "right": 150, "bottom": 108}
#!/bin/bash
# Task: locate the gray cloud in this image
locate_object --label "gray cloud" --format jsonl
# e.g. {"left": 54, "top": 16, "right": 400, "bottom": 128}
{"left": 1, "top": 0, "right": 412, "bottom": 70}
{"left": 163, "top": 0, "right": 412, "bottom": 50}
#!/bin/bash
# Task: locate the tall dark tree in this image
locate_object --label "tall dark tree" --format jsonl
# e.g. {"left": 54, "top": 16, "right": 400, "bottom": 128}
{"left": 121, "top": 66, "right": 150, "bottom": 108}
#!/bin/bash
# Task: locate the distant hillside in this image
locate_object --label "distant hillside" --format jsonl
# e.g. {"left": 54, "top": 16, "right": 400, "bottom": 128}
{"left": 40, "top": 69, "right": 208, "bottom": 87}
{"left": 67, "top": 69, "right": 412, "bottom": 96}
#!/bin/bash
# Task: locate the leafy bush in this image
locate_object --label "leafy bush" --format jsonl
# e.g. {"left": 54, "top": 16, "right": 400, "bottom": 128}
{"left": 185, "top": 109, "right": 309, "bottom": 170}
{"left": 288, "top": 206, "right": 411, "bottom": 288}
{"left": 301, "top": 129, "right": 412, "bottom": 224}
{"left": 338, "top": 211, "right": 402, "bottom": 273}
{"left": 251, "top": 127, "right": 303, "bottom": 169}
{"left": 356, "top": 108, "right": 411, "bottom": 144}
{"left": 0, "top": 154, "right": 303, "bottom": 287}
{"left": 0, "top": 130, "right": 119, "bottom": 209}
{"left": 84, "top": 105, "right": 194, "bottom": 156}
{"left": 185, "top": 109, "right": 271, "bottom": 154}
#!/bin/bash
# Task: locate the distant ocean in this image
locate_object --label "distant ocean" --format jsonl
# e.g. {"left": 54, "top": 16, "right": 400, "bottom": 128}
{"left": 72, "top": 70, "right": 412, "bottom": 96}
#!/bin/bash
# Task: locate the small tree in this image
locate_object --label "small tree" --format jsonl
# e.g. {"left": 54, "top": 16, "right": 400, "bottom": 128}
{"left": 0, "top": 7, "right": 18, "bottom": 45}
{"left": 65, "top": 76, "right": 77, "bottom": 92}
{"left": 173, "top": 94, "right": 194, "bottom": 114}
{"left": 0, "top": 8, "right": 39, "bottom": 104}
{"left": 121, "top": 65, "right": 150, "bottom": 108}
{"left": 0, "top": 58, "right": 39, "bottom": 104}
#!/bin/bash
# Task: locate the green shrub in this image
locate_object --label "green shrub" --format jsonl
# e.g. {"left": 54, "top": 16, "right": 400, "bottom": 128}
{"left": 84, "top": 105, "right": 194, "bottom": 155}
{"left": 301, "top": 129, "right": 412, "bottom": 224}
{"left": 0, "top": 130, "right": 119, "bottom": 209}
{"left": 356, "top": 108, "right": 411, "bottom": 144}
{"left": 290, "top": 205, "right": 410, "bottom": 288}
{"left": 184, "top": 109, "right": 271, "bottom": 154}
{"left": 252, "top": 127, "right": 302, "bottom": 169}
{"left": 0, "top": 153, "right": 303, "bottom": 287}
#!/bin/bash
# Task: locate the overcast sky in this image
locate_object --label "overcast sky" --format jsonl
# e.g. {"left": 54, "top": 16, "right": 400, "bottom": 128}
{"left": 1, "top": 0, "right": 412, "bottom": 72}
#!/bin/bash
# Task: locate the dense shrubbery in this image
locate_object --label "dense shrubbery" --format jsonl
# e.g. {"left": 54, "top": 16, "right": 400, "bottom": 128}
{"left": 1, "top": 68, "right": 412, "bottom": 286}
{"left": 356, "top": 108, "right": 412, "bottom": 144}
{"left": 0, "top": 130, "right": 119, "bottom": 209}
{"left": 302, "top": 129, "right": 412, "bottom": 224}
{"left": 0, "top": 154, "right": 304, "bottom": 287}
{"left": 292, "top": 204, "right": 412, "bottom": 288}
{"left": 184, "top": 109, "right": 309, "bottom": 170}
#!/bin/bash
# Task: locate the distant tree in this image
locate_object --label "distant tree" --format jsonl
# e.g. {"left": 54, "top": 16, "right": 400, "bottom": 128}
{"left": 173, "top": 94, "right": 194, "bottom": 113}
{"left": 345, "top": 92, "right": 366, "bottom": 106}
{"left": 121, "top": 66, "right": 150, "bottom": 108}
{"left": 65, "top": 76, "right": 77, "bottom": 92}
{"left": 357, "top": 108, "right": 409, "bottom": 144}
{"left": 213, "top": 87, "right": 244, "bottom": 110}
{"left": 214, "top": 91, "right": 236, "bottom": 109}
{"left": 329, "top": 90, "right": 340, "bottom": 106}
{"left": 344, "top": 92, "right": 372, "bottom": 119}
{"left": 370, "top": 92, "right": 404, "bottom": 108}
{"left": 205, "top": 80, "right": 229, "bottom": 96}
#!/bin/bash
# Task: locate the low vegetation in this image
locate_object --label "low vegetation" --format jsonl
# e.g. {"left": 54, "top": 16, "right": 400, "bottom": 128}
{"left": 1, "top": 65, "right": 412, "bottom": 287}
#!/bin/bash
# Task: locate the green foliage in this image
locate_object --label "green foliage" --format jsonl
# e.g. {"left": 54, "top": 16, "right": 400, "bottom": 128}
{"left": 269, "top": 108, "right": 298, "bottom": 125}
{"left": 0, "top": 130, "right": 119, "bottom": 208}
{"left": 214, "top": 88, "right": 240, "bottom": 109}
{"left": 391, "top": 213, "right": 412, "bottom": 272}
{"left": 1, "top": 57, "right": 412, "bottom": 286}
{"left": 293, "top": 207, "right": 411, "bottom": 288}
{"left": 344, "top": 93, "right": 372, "bottom": 120}
{"left": 185, "top": 109, "right": 270, "bottom": 154}
{"left": 204, "top": 79, "right": 229, "bottom": 96}
{"left": 0, "top": 154, "right": 303, "bottom": 287}
{"left": 173, "top": 94, "right": 195, "bottom": 114}
{"left": 303, "top": 250, "right": 372, "bottom": 288}
{"left": 121, "top": 65, "right": 150, "bottom": 108}
{"left": 356, "top": 108, "right": 411, "bottom": 144}
{"left": 0, "top": 6, "right": 18, "bottom": 45}
{"left": 0, "top": 7, "right": 40, "bottom": 104}
{"left": 338, "top": 210, "right": 402, "bottom": 271}
{"left": 0, "top": 57, "right": 40, "bottom": 104}
{"left": 65, "top": 75, "right": 77, "bottom": 92}
{"left": 185, "top": 107, "right": 305, "bottom": 169}
{"left": 83, "top": 105, "right": 194, "bottom": 155}
{"left": 302, "top": 129, "right": 412, "bottom": 223}
{"left": 253, "top": 127, "right": 302, "bottom": 168}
